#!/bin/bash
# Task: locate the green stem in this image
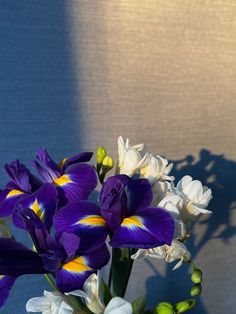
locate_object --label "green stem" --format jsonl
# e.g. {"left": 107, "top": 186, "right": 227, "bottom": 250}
{"left": 108, "top": 265, "right": 112, "bottom": 290}
{"left": 44, "top": 274, "right": 57, "bottom": 291}
{"left": 110, "top": 248, "right": 134, "bottom": 297}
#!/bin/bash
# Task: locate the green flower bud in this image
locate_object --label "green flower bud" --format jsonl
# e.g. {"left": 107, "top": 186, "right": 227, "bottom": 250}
{"left": 102, "top": 156, "right": 114, "bottom": 174}
{"left": 156, "top": 302, "right": 173, "bottom": 314}
{"left": 191, "top": 269, "right": 202, "bottom": 284}
{"left": 175, "top": 299, "right": 196, "bottom": 313}
{"left": 190, "top": 284, "right": 202, "bottom": 297}
{"left": 96, "top": 146, "right": 106, "bottom": 164}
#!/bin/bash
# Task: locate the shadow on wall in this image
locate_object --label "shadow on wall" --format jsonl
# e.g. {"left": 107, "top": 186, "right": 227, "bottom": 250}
{"left": 0, "top": 1, "right": 82, "bottom": 172}
{"left": 145, "top": 149, "right": 236, "bottom": 314}
{"left": 0, "top": 2, "right": 82, "bottom": 313}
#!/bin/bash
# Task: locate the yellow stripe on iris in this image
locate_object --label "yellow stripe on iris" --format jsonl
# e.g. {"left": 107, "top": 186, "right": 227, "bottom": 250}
{"left": 78, "top": 215, "right": 106, "bottom": 227}
{"left": 58, "top": 157, "right": 68, "bottom": 169}
{"left": 62, "top": 257, "right": 91, "bottom": 273}
{"left": 122, "top": 216, "right": 145, "bottom": 229}
{"left": 0, "top": 275, "right": 5, "bottom": 280}
{"left": 54, "top": 174, "right": 72, "bottom": 186}
{"left": 30, "top": 199, "right": 44, "bottom": 220}
{"left": 6, "top": 189, "right": 24, "bottom": 199}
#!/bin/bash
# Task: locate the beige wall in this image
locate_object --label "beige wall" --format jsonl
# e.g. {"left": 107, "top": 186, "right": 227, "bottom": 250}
{"left": 68, "top": 0, "right": 236, "bottom": 160}
{"left": 67, "top": 2, "right": 236, "bottom": 313}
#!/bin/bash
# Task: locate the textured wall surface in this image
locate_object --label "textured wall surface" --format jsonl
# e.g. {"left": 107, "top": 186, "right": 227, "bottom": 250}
{"left": 0, "top": 1, "right": 236, "bottom": 313}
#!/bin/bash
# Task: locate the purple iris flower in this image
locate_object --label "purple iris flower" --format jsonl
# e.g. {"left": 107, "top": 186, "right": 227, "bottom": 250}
{"left": 0, "top": 205, "right": 110, "bottom": 307}
{"left": 12, "top": 183, "right": 58, "bottom": 232}
{"left": 0, "top": 160, "right": 42, "bottom": 217}
{"left": 100, "top": 175, "right": 174, "bottom": 248}
{"left": 32, "top": 148, "right": 97, "bottom": 206}
{"left": 54, "top": 175, "right": 175, "bottom": 249}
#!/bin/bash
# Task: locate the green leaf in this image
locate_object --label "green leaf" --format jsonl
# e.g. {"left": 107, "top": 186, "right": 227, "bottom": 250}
{"left": 132, "top": 295, "right": 146, "bottom": 314}
{"left": 100, "top": 278, "right": 113, "bottom": 305}
{"left": 66, "top": 295, "right": 91, "bottom": 314}
{"left": 111, "top": 248, "right": 134, "bottom": 297}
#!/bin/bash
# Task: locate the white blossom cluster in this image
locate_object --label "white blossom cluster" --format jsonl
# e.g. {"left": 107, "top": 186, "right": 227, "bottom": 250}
{"left": 117, "top": 136, "right": 212, "bottom": 270}
{"left": 26, "top": 273, "right": 132, "bottom": 314}
{"left": 25, "top": 136, "right": 213, "bottom": 314}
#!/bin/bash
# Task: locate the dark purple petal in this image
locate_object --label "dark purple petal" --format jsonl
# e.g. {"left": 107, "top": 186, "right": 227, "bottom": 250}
{"left": 0, "top": 238, "right": 46, "bottom": 276}
{"left": 12, "top": 206, "right": 49, "bottom": 252}
{"left": 56, "top": 244, "right": 110, "bottom": 292}
{"left": 31, "top": 160, "right": 53, "bottom": 183}
{"left": 0, "top": 188, "right": 26, "bottom": 217}
{"left": 54, "top": 201, "right": 108, "bottom": 252}
{"left": 99, "top": 175, "right": 129, "bottom": 232}
{"left": 61, "top": 152, "right": 93, "bottom": 171}
{"left": 110, "top": 207, "right": 175, "bottom": 248}
{"left": 0, "top": 275, "right": 17, "bottom": 308}
{"left": 16, "top": 183, "right": 58, "bottom": 230}
{"left": 126, "top": 178, "right": 153, "bottom": 214}
{"left": 4, "top": 160, "right": 41, "bottom": 193}
{"left": 41, "top": 235, "right": 65, "bottom": 272}
{"left": 59, "top": 232, "right": 81, "bottom": 261}
{"left": 32, "top": 148, "right": 62, "bottom": 182}
{"left": 55, "top": 164, "right": 97, "bottom": 205}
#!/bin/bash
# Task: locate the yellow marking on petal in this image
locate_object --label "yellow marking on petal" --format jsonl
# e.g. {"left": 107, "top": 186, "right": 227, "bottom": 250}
{"left": 54, "top": 174, "right": 72, "bottom": 186}
{"left": 0, "top": 275, "right": 5, "bottom": 280}
{"left": 62, "top": 257, "right": 91, "bottom": 273}
{"left": 58, "top": 157, "right": 68, "bottom": 169}
{"left": 122, "top": 216, "right": 145, "bottom": 229}
{"left": 30, "top": 199, "right": 44, "bottom": 220}
{"left": 6, "top": 189, "right": 24, "bottom": 199}
{"left": 79, "top": 215, "right": 106, "bottom": 227}
{"left": 140, "top": 165, "right": 149, "bottom": 176}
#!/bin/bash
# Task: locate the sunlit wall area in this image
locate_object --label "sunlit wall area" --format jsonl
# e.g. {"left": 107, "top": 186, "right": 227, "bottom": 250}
{"left": 68, "top": 0, "right": 236, "bottom": 160}
{"left": 67, "top": 1, "right": 236, "bottom": 314}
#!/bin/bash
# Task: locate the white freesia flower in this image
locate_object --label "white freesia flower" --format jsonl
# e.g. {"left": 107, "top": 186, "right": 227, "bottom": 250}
{"left": 172, "top": 175, "right": 212, "bottom": 223}
{"left": 140, "top": 154, "right": 174, "bottom": 184}
{"left": 71, "top": 273, "right": 132, "bottom": 314}
{"left": 151, "top": 181, "right": 172, "bottom": 206}
{"left": 158, "top": 195, "right": 183, "bottom": 219}
{"left": 116, "top": 136, "right": 149, "bottom": 176}
{"left": 158, "top": 195, "right": 186, "bottom": 238}
{"left": 69, "top": 273, "right": 105, "bottom": 314}
{"left": 131, "top": 240, "right": 191, "bottom": 270}
{"left": 26, "top": 290, "right": 73, "bottom": 314}
{"left": 104, "top": 297, "right": 132, "bottom": 314}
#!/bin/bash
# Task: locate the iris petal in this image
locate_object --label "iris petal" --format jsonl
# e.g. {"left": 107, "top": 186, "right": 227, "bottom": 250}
{"left": 60, "top": 152, "right": 93, "bottom": 171}
{"left": 56, "top": 164, "right": 97, "bottom": 205}
{"left": 0, "top": 238, "right": 46, "bottom": 276}
{"left": 0, "top": 275, "right": 17, "bottom": 308}
{"left": 14, "top": 183, "right": 58, "bottom": 230}
{"left": 0, "top": 188, "right": 26, "bottom": 217}
{"left": 4, "top": 160, "right": 41, "bottom": 193}
{"left": 126, "top": 178, "right": 153, "bottom": 214}
{"left": 32, "top": 148, "right": 62, "bottom": 183}
{"left": 54, "top": 201, "right": 108, "bottom": 252}
{"left": 56, "top": 244, "right": 110, "bottom": 292}
{"left": 110, "top": 207, "right": 174, "bottom": 248}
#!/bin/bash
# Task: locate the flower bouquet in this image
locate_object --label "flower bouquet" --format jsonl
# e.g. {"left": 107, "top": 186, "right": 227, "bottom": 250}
{"left": 0, "top": 136, "right": 212, "bottom": 314}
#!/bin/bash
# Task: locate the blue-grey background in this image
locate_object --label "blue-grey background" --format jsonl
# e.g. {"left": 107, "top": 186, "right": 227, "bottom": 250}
{"left": 0, "top": 1, "right": 236, "bottom": 313}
